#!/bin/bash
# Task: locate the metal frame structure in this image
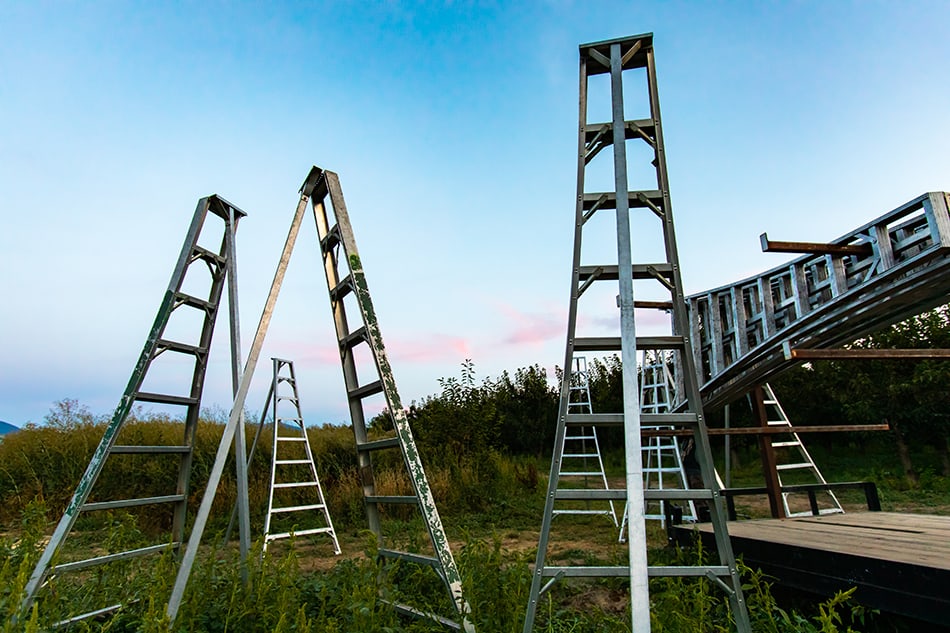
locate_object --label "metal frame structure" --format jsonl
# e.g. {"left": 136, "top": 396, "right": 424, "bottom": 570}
{"left": 261, "top": 358, "right": 341, "bottom": 553}
{"left": 555, "top": 356, "right": 618, "bottom": 524}
{"left": 524, "top": 34, "right": 751, "bottom": 632}
{"left": 21, "top": 195, "right": 250, "bottom": 624}
{"left": 690, "top": 192, "right": 950, "bottom": 410}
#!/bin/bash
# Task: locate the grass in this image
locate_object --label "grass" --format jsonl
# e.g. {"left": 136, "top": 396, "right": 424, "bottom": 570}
{"left": 1, "top": 418, "right": 941, "bottom": 631}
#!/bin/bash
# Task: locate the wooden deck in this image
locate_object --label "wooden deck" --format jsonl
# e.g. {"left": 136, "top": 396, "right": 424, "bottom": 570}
{"left": 676, "top": 512, "right": 950, "bottom": 625}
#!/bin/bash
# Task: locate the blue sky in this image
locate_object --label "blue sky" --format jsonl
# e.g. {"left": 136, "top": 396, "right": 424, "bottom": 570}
{"left": 2, "top": 1, "right": 949, "bottom": 427}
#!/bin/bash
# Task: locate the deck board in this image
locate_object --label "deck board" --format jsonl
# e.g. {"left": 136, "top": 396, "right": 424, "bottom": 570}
{"left": 676, "top": 512, "right": 950, "bottom": 626}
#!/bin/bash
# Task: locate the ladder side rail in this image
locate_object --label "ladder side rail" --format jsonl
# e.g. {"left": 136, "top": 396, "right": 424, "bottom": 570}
{"left": 224, "top": 203, "right": 251, "bottom": 566}
{"left": 263, "top": 359, "right": 282, "bottom": 547}
{"left": 319, "top": 172, "right": 472, "bottom": 628}
{"left": 224, "top": 380, "right": 274, "bottom": 543}
{"left": 310, "top": 184, "right": 383, "bottom": 537}
{"left": 645, "top": 45, "right": 752, "bottom": 631}
{"left": 172, "top": 206, "right": 232, "bottom": 544}
{"left": 166, "top": 177, "right": 312, "bottom": 623}
{"left": 20, "top": 197, "right": 214, "bottom": 613}
{"left": 523, "top": 47, "right": 591, "bottom": 633}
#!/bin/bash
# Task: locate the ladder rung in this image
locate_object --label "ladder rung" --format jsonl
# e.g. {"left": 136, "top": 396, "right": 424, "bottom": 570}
{"left": 135, "top": 392, "right": 198, "bottom": 407}
{"left": 577, "top": 264, "right": 674, "bottom": 282}
{"left": 564, "top": 412, "right": 698, "bottom": 426}
{"left": 562, "top": 453, "right": 600, "bottom": 459}
{"left": 564, "top": 435, "right": 597, "bottom": 441}
{"left": 378, "top": 548, "right": 441, "bottom": 569}
{"left": 580, "top": 190, "right": 663, "bottom": 211}
{"left": 560, "top": 471, "right": 606, "bottom": 477}
{"left": 340, "top": 326, "right": 368, "bottom": 350}
{"left": 330, "top": 275, "right": 354, "bottom": 301}
{"left": 52, "top": 542, "right": 176, "bottom": 573}
{"left": 358, "top": 436, "right": 401, "bottom": 451}
{"left": 192, "top": 244, "right": 225, "bottom": 265}
{"left": 82, "top": 494, "right": 185, "bottom": 512}
{"left": 348, "top": 380, "right": 383, "bottom": 399}
{"left": 276, "top": 436, "right": 308, "bottom": 442}
{"left": 555, "top": 489, "right": 626, "bottom": 500}
{"left": 277, "top": 396, "right": 299, "bottom": 403}
{"left": 156, "top": 339, "right": 205, "bottom": 356}
{"left": 644, "top": 489, "right": 714, "bottom": 501}
{"left": 266, "top": 527, "right": 333, "bottom": 540}
{"left": 574, "top": 337, "right": 620, "bottom": 351}
{"left": 320, "top": 225, "right": 342, "bottom": 250}
{"left": 776, "top": 463, "right": 814, "bottom": 471}
{"left": 771, "top": 441, "right": 801, "bottom": 448}
{"left": 553, "top": 509, "right": 616, "bottom": 515}
{"left": 365, "top": 495, "right": 418, "bottom": 505}
{"left": 175, "top": 292, "right": 214, "bottom": 311}
{"left": 385, "top": 601, "right": 461, "bottom": 631}
{"left": 110, "top": 445, "right": 191, "bottom": 454}
{"left": 767, "top": 421, "right": 791, "bottom": 426}
{"left": 277, "top": 416, "right": 302, "bottom": 422}
{"left": 270, "top": 503, "right": 326, "bottom": 513}
{"left": 275, "top": 459, "right": 311, "bottom": 465}
{"left": 540, "top": 564, "right": 730, "bottom": 578}
{"left": 54, "top": 604, "right": 124, "bottom": 628}
{"left": 273, "top": 481, "right": 318, "bottom": 489}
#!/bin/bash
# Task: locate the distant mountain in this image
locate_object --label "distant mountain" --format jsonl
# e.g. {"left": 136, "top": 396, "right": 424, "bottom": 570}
{"left": 0, "top": 420, "right": 18, "bottom": 436}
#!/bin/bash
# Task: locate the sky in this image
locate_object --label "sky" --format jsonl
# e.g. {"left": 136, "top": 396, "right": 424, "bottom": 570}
{"left": 2, "top": 1, "right": 949, "bottom": 428}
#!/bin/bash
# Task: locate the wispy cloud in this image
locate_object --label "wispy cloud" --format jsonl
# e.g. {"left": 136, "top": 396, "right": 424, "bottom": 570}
{"left": 491, "top": 301, "right": 565, "bottom": 348}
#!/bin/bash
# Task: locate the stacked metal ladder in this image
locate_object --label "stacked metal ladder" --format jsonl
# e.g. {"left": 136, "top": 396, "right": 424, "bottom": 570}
{"left": 554, "top": 356, "right": 618, "bottom": 525}
{"left": 20, "top": 196, "right": 251, "bottom": 625}
{"left": 620, "top": 352, "right": 696, "bottom": 540}
{"left": 753, "top": 383, "right": 843, "bottom": 517}
{"left": 306, "top": 168, "right": 474, "bottom": 632}
{"left": 262, "top": 358, "right": 341, "bottom": 553}
{"left": 524, "top": 34, "right": 751, "bottom": 632}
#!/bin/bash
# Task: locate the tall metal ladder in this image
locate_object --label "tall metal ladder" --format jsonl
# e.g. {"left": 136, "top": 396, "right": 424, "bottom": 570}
{"left": 555, "top": 356, "right": 618, "bottom": 524}
{"left": 262, "top": 358, "right": 341, "bottom": 553}
{"left": 621, "top": 352, "right": 696, "bottom": 540}
{"left": 307, "top": 168, "right": 474, "bottom": 632}
{"left": 524, "top": 34, "right": 751, "bottom": 632}
{"left": 752, "top": 383, "right": 843, "bottom": 518}
{"left": 21, "top": 196, "right": 250, "bottom": 625}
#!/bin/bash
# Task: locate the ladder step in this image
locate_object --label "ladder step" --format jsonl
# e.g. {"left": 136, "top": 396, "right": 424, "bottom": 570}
{"left": 565, "top": 412, "right": 698, "bottom": 426}
{"left": 553, "top": 509, "right": 616, "bottom": 516}
{"left": 365, "top": 495, "right": 418, "bottom": 505}
{"left": 562, "top": 453, "right": 600, "bottom": 459}
{"left": 110, "top": 445, "right": 191, "bottom": 454}
{"left": 277, "top": 396, "right": 299, "bottom": 403}
{"left": 266, "top": 527, "right": 333, "bottom": 541}
{"left": 578, "top": 264, "right": 674, "bottom": 282}
{"left": 192, "top": 244, "right": 226, "bottom": 266}
{"left": 358, "top": 436, "right": 401, "bottom": 451}
{"left": 277, "top": 416, "right": 302, "bottom": 422}
{"left": 174, "top": 292, "right": 214, "bottom": 312}
{"left": 771, "top": 441, "right": 802, "bottom": 448}
{"left": 270, "top": 503, "right": 326, "bottom": 513}
{"left": 540, "top": 565, "right": 730, "bottom": 578}
{"left": 564, "top": 435, "right": 598, "bottom": 441}
{"left": 82, "top": 494, "right": 185, "bottom": 512}
{"left": 580, "top": 190, "right": 663, "bottom": 212}
{"left": 156, "top": 339, "right": 205, "bottom": 356}
{"left": 273, "top": 481, "right": 318, "bottom": 489}
{"left": 348, "top": 380, "right": 383, "bottom": 399}
{"left": 556, "top": 489, "right": 627, "bottom": 500}
{"left": 135, "top": 392, "right": 198, "bottom": 406}
{"left": 320, "top": 225, "right": 342, "bottom": 250}
{"left": 776, "top": 463, "right": 814, "bottom": 471}
{"left": 378, "top": 548, "right": 442, "bottom": 569}
{"left": 329, "top": 275, "right": 354, "bottom": 301}
{"left": 560, "top": 471, "right": 607, "bottom": 477}
{"left": 276, "top": 436, "right": 308, "bottom": 442}
{"left": 340, "top": 326, "right": 368, "bottom": 350}
{"left": 275, "top": 459, "right": 311, "bottom": 465}
{"left": 52, "top": 542, "right": 176, "bottom": 573}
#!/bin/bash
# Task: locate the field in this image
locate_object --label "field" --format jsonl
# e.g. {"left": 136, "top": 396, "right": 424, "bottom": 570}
{"left": 2, "top": 407, "right": 944, "bottom": 633}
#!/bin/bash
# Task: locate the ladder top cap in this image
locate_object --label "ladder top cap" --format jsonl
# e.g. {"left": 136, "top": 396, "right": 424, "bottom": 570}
{"left": 299, "top": 166, "right": 326, "bottom": 197}
{"left": 206, "top": 195, "right": 248, "bottom": 220}
{"left": 580, "top": 32, "right": 653, "bottom": 71}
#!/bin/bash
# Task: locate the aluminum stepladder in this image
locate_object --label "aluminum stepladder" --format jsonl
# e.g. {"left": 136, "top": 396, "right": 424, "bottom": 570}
{"left": 751, "top": 383, "right": 843, "bottom": 518}
{"left": 555, "top": 356, "right": 618, "bottom": 525}
{"left": 307, "top": 167, "right": 474, "bottom": 632}
{"left": 21, "top": 196, "right": 253, "bottom": 625}
{"left": 523, "top": 34, "right": 751, "bottom": 633}
{"left": 620, "top": 352, "right": 697, "bottom": 541}
{"left": 260, "top": 358, "right": 341, "bottom": 553}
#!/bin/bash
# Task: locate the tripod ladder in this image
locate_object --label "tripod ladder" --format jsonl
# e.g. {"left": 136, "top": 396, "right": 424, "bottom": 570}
{"left": 306, "top": 167, "right": 474, "bottom": 632}
{"left": 21, "top": 196, "right": 250, "bottom": 626}
{"left": 752, "top": 383, "right": 843, "bottom": 518}
{"left": 261, "top": 358, "right": 341, "bottom": 553}
{"left": 523, "top": 33, "right": 751, "bottom": 633}
{"left": 555, "top": 356, "right": 618, "bottom": 525}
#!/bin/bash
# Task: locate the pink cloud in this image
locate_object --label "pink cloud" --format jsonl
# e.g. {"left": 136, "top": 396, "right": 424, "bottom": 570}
{"left": 385, "top": 335, "right": 472, "bottom": 363}
{"left": 490, "top": 301, "right": 565, "bottom": 347}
